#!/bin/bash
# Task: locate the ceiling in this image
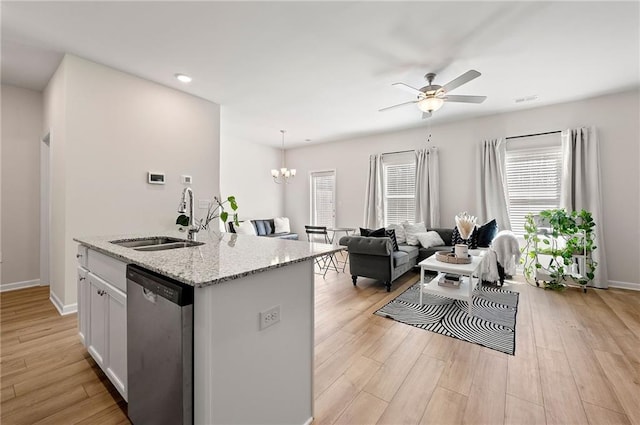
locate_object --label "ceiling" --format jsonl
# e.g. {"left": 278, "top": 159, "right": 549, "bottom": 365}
{"left": 2, "top": 1, "right": 639, "bottom": 148}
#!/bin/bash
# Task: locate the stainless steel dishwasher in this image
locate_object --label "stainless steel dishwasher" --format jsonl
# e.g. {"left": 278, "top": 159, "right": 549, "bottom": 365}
{"left": 126, "top": 264, "right": 194, "bottom": 425}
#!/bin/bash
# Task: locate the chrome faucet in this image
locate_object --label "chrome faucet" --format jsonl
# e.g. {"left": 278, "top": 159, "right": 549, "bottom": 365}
{"left": 178, "top": 187, "right": 199, "bottom": 241}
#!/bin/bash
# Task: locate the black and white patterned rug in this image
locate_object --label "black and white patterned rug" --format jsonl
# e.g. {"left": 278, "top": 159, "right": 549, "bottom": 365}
{"left": 374, "top": 279, "right": 519, "bottom": 355}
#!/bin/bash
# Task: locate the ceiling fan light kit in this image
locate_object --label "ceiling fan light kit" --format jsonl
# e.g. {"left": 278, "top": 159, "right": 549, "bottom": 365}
{"left": 380, "top": 69, "right": 487, "bottom": 118}
{"left": 418, "top": 97, "right": 444, "bottom": 113}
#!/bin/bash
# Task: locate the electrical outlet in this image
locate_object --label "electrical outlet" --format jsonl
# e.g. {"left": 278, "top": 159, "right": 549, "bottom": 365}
{"left": 259, "top": 305, "right": 281, "bottom": 330}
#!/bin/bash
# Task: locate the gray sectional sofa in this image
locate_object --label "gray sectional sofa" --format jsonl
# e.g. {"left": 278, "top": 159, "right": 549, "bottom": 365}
{"left": 340, "top": 228, "right": 454, "bottom": 292}
{"left": 228, "top": 219, "right": 299, "bottom": 240}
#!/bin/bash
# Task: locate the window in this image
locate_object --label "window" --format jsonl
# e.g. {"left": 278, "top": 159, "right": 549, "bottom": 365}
{"left": 505, "top": 137, "right": 562, "bottom": 235}
{"left": 382, "top": 153, "right": 416, "bottom": 226}
{"left": 310, "top": 171, "right": 335, "bottom": 228}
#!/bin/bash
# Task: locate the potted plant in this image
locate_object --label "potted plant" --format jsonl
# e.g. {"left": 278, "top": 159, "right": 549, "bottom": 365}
{"left": 177, "top": 195, "right": 239, "bottom": 234}
{"left": 522, "top": 208, "right": 597, "bottom": 291}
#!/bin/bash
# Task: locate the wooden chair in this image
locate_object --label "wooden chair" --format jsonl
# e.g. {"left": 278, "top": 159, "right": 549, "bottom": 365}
{"left": 305, "top": 225, "right": 339, "bottom": 278}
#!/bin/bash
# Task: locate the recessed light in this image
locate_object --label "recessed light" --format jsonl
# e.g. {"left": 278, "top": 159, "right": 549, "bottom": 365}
{"left": 175, "top": 73, "right": 192, "bottom": 83}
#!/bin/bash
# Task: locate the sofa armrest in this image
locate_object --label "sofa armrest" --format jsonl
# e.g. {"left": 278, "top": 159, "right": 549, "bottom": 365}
{"left": 339, "top": 236, "right": 392, "bottom": 256}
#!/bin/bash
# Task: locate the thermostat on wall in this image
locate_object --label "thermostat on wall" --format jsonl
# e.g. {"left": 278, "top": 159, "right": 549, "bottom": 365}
{"left": 148, "top": 172, "right": 166, "bottom": 185}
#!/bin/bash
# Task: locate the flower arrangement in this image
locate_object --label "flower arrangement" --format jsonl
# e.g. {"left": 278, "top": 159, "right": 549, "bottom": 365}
{"left": 455, "top": 211, "right": 477, "bottom": 241}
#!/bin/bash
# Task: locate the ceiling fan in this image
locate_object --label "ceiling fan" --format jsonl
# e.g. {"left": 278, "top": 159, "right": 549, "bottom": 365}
{"left": 380, "top": 69, "right": 487, "bottom": 119}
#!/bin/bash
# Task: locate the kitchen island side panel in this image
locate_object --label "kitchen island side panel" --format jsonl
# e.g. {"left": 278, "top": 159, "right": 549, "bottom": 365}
{"left": 194, "top": 259, "right": 314, "bottom": 425}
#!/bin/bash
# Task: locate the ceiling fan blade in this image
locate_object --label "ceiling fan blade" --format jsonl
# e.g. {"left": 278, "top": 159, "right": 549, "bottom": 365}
{"left": 422, "top": 111, "right": 432, "bottom": 119}
{"left": 379, "top": 100, "right": 417, "bottom": 112}
{"left": 391, "top": 82, "right": 423, "bottom": 96}
{"left": 445, "top": 95, "right": 487, "bottom": 103}
{"left": 441, "top": 70, "right": 481, "bottom": 93}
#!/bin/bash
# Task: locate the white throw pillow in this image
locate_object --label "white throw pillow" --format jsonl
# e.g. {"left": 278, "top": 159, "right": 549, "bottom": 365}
{"left": 402, "top": 221, "right": 427, "bottom": 246}
{"left": 235, "top": 220, "right": 257, "bottom": 235}
{"left": 274, "top": 217, "right": 291, "bottom": 233}
{"left": 387, "top": 224, "right": 406, "bottom": 244}
{"left": 416, "top": 231, "right": 445, "bottom": 249}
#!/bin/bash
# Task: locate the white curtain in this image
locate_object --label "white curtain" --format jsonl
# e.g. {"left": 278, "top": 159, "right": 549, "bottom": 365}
{"left": 560, "top": 127, "right": 608, "bottom": 288}
{"left": 476, "top": 139, "right": 511, "bottom": 230}
{"left": 415, "top": 147, "right": 440, "bottom": 227}
{"left": 363, "top": 154, "right": 384, "bottom": 228}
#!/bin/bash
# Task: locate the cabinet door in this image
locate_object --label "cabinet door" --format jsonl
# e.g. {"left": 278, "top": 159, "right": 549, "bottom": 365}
{"left": 106, "top": 284, "right": 128, "bottom": 401}
{"left": 77, "top": 267, "right": 90, "bottom": 347}
{"left": 88, "top": 273, "right": 108, "bottom": 367}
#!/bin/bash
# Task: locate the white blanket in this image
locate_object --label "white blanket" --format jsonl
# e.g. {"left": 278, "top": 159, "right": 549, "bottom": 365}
{"left": 480, "top": 231, "right": 521, "bottom": 282}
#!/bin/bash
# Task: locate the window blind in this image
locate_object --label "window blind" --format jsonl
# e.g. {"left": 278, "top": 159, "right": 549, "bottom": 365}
{"left": 383, "top": 161, "right": 416, "bottom": 226}
{"left": 310, "top": 171, "right": 335, "bottom": 228}
{"left": 505, "top": 145, "right": 562, "bottom": 234}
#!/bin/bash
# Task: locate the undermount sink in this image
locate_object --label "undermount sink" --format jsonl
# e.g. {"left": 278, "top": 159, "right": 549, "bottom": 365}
{"left": 110, "top": 237, "right": 204, "bottom": 251}
{"left": 134, "top": 241, "right": 203, "bottom": 251}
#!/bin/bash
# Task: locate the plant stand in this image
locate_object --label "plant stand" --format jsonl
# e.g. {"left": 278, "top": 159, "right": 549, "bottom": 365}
{"left": 522, "top": 209, "right": 597, "bottom": 292}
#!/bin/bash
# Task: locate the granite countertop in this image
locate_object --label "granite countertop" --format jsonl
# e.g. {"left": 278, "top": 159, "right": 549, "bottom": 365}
{"left": 73, "top": 231, "right": 343, "bottom": 288}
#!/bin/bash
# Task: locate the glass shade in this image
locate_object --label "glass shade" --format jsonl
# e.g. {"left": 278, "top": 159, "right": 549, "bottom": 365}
{"left": 417, "top": 97, "right": 444, "bottom": 112}
{"left": 271, "top": 169, "right": 279, "bottom": 178}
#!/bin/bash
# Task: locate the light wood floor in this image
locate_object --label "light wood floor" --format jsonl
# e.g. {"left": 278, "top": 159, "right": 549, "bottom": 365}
{"left": 2, "top": 271, "right": 639, "bottom": 424}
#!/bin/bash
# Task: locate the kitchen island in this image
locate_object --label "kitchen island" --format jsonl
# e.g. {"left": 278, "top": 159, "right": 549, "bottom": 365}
{"left": 74, "top": 231, "right": 342, "bottom": 425}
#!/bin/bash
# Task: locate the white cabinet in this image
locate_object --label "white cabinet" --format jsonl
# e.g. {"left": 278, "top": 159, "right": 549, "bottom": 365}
{"left": 88, "top": 273, "right": 108, "bottom": 367}
{"left": 77, "top": 246, "right": 128, "bottom": 401}
{"left": 77, "top": 267, "right": 90, "bottom": 347}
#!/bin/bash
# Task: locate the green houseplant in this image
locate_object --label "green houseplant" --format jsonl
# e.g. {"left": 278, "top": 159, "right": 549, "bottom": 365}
{"left": 522, "top": 208, "right": 597, "bottom": 291}
{"left": 176, "top": 195, "right": 239, "bottom": 232}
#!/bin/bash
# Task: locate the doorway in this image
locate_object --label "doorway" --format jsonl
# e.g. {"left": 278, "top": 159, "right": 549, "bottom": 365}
{"left": 310, "top": 170, "right": 336, "bottom": 228}
{"left": 40, "top": 132, "right": 50, "bottom": 286}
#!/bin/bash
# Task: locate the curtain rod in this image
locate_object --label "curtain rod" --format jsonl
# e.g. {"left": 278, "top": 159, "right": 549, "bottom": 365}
{"left": 382, "top": 149, "right": 414, "bottom": 155}
{"left": 382, "top": 147, "right": 435, "bottom": 156}
{"left": 506, "top": 130, "right": 561, "bottom": 140}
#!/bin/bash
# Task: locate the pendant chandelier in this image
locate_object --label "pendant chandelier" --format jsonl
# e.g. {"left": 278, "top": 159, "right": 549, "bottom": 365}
{"left": 271, "top": 130, "right": 296, "bottom": 184}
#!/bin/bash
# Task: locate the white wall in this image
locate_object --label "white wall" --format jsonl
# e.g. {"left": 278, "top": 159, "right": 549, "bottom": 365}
{"left": 219, "top": 129, "right": 284, "bottom": 222}
{"left": 43, "top": 59, "right": 67, "bottom": 302}
{"left": 1, "top": 85, "right": 42, "bottom": 288}
{"left": 285, "top": 89, "right": 640, "bottom": 286}
{"left": 44, "top": 55, "right": 221, "bottom": 310}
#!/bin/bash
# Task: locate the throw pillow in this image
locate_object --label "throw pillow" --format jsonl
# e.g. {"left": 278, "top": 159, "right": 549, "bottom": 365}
{"left": 415, "top": 231, "right": 445, "bottom": 249}
{"left": 476, "top": 219, "right": 498, "bottom": 247}
{"left": 235, "top": 220, "right": 257, "bottom": 236}
{"left": 264, "top": 220, "right": 273, "bottom": 235}
{"left": 274, "top": 217, "right": 291, "bottom": 234}
{"left": 386, "top": 223, "right": 406, "bottom": 244}
{"left": 402, "top": 221, "right": 427, "bottom": 246}
{"left": 254, "top": 220, "right": 267, "bottom": 236}
{"left": 385, "top": 229, "right": 399, "bottom": 251}
{"left": 360, "top": 227, "right": 386, "bottom": 237}
{"left": 452, "top": 226, "right": 478, "bottom": 249}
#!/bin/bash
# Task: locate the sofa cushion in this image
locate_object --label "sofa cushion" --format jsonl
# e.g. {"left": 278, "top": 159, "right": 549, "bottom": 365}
{"left": 274, "top": 217, "right": 291, "bottom": 233}
{"left": 387, "top": 224, "right": 406, "bottom": 244}
{"left": 235, "top": 220, "right": 257, "bottom": 235}
{"left": 392, "top": 250, "right": 410, "bottom": 268}
{"left": 266, "top": 232, "right": 299, "bottom": 240}
{"left": 398, "top": 244, "right": 419, "bottom": 259}
{"left": 415, "top": 231, "right": 445, "bottom": 249}
{"left": 402, "top": 222, "right": 427, "bottom": 246}
{"left": 254, "top": 220, "right": 268, "bottom": 236}
{"left": 476, "top": 219, "right": 498, "bottom": 247}
{"left": 385, "top": 229, "right": 399, "bottom": 251}
{"left": 428, "top": 228, "right": 453, "bottom": 245}
{"left": 360, "top": 227, "right": 386, "bottom": 237}
{"left": 264, "top": 220, "right": 273, "bottom": 235}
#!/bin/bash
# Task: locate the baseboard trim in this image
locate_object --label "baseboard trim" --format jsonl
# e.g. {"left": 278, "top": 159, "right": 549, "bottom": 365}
{"left": 608, "top": 280, "right": 640, "bottom": 291}
{"left": 303, "top": 417, "right": 314, "bottom": 425}
{"left": 49, "top": 290, "right": 78, "bottom": 315}
{"left": 0, "top": 279, "right": 41, "bottom": 292}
